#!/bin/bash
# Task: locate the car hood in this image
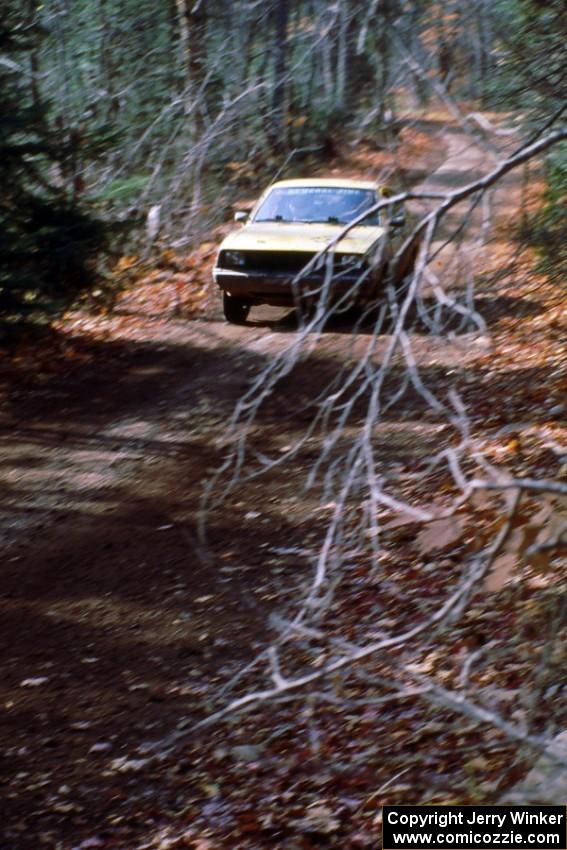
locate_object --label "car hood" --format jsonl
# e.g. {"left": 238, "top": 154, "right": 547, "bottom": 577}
{"left": 220, "top": 222, "right": 386, "bottom": 255}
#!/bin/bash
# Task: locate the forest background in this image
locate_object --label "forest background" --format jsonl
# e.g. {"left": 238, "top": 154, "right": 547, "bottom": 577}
{"left": 1, "top": 0, "right": 565, "bottom": 328}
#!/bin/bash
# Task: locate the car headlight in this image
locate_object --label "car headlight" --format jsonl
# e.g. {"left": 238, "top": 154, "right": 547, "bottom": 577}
{"left": 223, "top": 250, "right": 246, "bottom": 268}
{"left": 336, "top": 254, "right": 364, "bottom": 269}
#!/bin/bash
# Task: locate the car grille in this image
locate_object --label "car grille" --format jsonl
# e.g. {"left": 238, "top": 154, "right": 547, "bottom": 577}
{"left": 225, "top": 251, "right": 319, "bottom": 274}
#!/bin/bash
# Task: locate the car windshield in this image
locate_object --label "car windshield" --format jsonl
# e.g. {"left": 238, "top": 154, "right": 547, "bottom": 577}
{"left": 253, "top": 186, "right": 380, "bottom": 225}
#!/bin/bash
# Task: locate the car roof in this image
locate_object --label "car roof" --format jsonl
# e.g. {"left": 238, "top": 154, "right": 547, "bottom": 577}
{"left": 268, "top": 178, "right": 378, "bottom": 191}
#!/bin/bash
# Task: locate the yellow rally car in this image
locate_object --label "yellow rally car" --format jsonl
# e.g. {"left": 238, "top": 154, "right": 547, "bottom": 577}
{"left": 213, "top": 178, "right": 417, "bottom": 323}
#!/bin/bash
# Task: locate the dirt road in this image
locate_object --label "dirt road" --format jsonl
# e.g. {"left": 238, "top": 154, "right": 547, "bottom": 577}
{"left": 1, "top": 116, "right": 554, "bottom": 849}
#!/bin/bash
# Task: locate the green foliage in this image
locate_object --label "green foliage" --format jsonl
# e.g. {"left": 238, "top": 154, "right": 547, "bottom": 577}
{"left": 490, "top": 0, "right": 567, "bottom": 114}
{"left": 95, "top": 175, "right": 151, "bottom": 203}
{"left": 0, "top": 7, "right": 108, "bottom": 335}
{"left": 488, "top": 0, "right": 566, "bottom": 281}
{"left": 530, "top": 144, "right": 567, "bottom": 282}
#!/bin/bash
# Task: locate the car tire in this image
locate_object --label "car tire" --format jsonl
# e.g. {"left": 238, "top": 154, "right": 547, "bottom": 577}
{"left": 223, "top": 292, "right": 250, "bottom": 324}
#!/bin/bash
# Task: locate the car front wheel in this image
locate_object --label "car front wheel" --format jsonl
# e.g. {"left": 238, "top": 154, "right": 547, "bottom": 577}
{"left": 223, "top": 292, "right": 250, "bottom": 324}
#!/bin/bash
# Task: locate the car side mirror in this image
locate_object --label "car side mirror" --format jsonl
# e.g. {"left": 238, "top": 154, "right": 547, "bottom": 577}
{"left": 390, "top": 213, "right": 405, "bottom": 229}
{"left": 234, "top": 211, "right": 249, "bottom": 223}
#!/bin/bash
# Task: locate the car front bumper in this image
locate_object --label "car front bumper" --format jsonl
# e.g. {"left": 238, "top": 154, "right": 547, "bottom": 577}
{"left": 213, "top": 267, "right": 378, "bottom": 307}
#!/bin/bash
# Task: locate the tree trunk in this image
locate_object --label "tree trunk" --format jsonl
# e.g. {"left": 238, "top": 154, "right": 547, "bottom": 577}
{"left": 271, "top": 0, "right": 289, "bottom": 150}
{"left": 175, "top": 0, "right": 207, "bottom": 134}
{"left": 24, "top": 0, "right": 41, "bottom": 113}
